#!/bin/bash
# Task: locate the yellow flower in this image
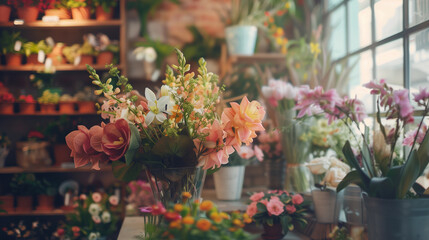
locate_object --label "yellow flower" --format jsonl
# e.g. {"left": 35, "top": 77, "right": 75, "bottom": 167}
{"left": 196, "top": 219, "right": 211, "bottom": 231}
{"left": 295, "top": 63, "right": 301, "bottom": 69}
{"left": 200, "top": 200, "right": 214, "bottom": 211}
{"left": 285, "top": 2, "right": 291, "bottom": 9}
{"left": 220, "top": 212, "right": 230, "bottom": 220}
{"left": 310, "top": 42, "right": 321, "bottom": 59}
{"left": 276, "top": 37, "right": 283, "bottom": 46}
{"left": 276, "top": 27, "right": 284, "bottom": 36}
{"left": 233, "top": 219, "right": 244, "bottom": 228}
{"left": 210, "top": 212, "right": 222, "bottom": 223}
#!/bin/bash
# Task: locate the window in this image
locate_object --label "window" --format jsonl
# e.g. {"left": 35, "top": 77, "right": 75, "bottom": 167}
{"left": 325, "top": 0, "right": 429, "bottom": 113}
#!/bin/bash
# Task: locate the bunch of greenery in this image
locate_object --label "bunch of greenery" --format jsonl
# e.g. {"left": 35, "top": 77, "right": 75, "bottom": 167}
{"left": 38, "top": 89, "right": 60, "bottom": 104}
{"left": 0, "top": 31, "right": 25, "bottom": 55}
{"left": 65, "top": 0, "right": 87, "bottom": 8}
{"left": 23, "top": 40, "right": 53, "bottom": 57}
{"left": 182, "top": 26, "right": 224, "bottom": 63}
{"left": 10, "top": 173, "right": 41, "bottom": 196}
{"left": 92, "top": 0, "right": 118, "bottom": 13}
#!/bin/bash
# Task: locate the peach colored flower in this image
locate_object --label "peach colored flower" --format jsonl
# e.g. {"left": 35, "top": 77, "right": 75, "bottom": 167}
{"left": 237, "top": 145, "right": 255, "bottom": 159}
{"left": 109, "top": 195, "right": 119, "bottom": 206}
{"left": 92, "top": 192, "right": 102, "bottom": 203}
{"left": 266, "top": 198, "right": 284, "bottom": 216}
{"left": 92, "top": 215, "right": 101, "bottom": 224}
{"left": 250, "top": 192, "right": 265, "bottom": 202}
{"left": 254, "top": 145, "right": 264, "bottom": 162}
{"left": 91, "top": 119, "right": 131, "bottom": 161}
{"left": 285, "top": 204, "right": 296, "bottom": 214}
{"left": 292, "top": 194, "right": 304, "bottom": 205}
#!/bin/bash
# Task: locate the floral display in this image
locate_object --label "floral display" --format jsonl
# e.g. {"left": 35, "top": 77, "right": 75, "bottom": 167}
{"left": 257, "top": 128, "right": 283, "bottom": 160}
{"left": 306, "top": 156, "right": 350, "bottom": 188}
{"left": 296, "top": 80, "right": 429, "bottom": 199}
{"left": 61, "top": 192, "right": 120, "bottom": 239}
{"left": 246, "top": 190, "right": 307, "bottom": 236}
{"left": 126, "top": 180, "right": 155, "bottom": 215}
{"left": 141, "top": 192, "right": 253, "bottom": 240}
{"left": 17, "top": 94, "right": 36, "bottom": 103}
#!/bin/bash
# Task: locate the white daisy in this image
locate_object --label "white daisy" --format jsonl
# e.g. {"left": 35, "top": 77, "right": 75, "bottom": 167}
{"left": 145, "top": 88, "right": 172, "bottom": 125}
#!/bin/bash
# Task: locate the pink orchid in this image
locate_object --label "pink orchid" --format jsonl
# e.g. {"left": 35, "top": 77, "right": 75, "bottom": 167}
{"left": 413, "top": 88, "right": 429, "bottom": 107}
{"left": 393, "top": 89, "right": 414, "bottom": 123}
{"left": 403, "top": 125, "right": 428, "bottom": 146}
{"left": 250, "top": 192, "right": 265, "bottom": 202}
{"left": 266, "top": 198, "right": 284, "bottom": 216}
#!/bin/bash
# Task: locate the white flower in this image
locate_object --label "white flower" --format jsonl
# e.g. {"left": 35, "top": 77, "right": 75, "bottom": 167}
{"left": 329, "top": 157, "right": 350, "bottom": 173}
{"left": 323, "top": 167, "right": 348, "bottom": 187}
{"left": 133, "top": 47, "right": 145, "bottom": 61}
{"left": 101, "top": 211, "right": 111, "bottom": 223}
{"left": 307, "top": 157, "right": 331, "bottom": 175}
{"left": 144, "top": 47, "right": 157, "bottom": 63}
{"left": 88, "top": 232, "right": 100, "bottom": 240}
{"left": 88, "top": 203, "right": 101, "bottom": 216}
{"left": 144, "top": 88, "right": 172, "bottom": 125}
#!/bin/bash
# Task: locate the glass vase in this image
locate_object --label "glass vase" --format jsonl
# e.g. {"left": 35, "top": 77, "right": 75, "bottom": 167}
{"left": 264, "top": 157, "right": 286, "bottom": 190}
{"left": 145, "top": 166, "right": 206, "bottom": 205}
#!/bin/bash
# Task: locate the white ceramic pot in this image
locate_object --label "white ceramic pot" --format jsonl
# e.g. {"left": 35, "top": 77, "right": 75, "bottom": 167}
{"left": 225, "top": 25, "right": 257, "bottom": 55}
{"left": 213, "top": 165, "right": 245, "bottom": 200}
{"left": 312, "top": 188, "right": 343, "bottom": 223}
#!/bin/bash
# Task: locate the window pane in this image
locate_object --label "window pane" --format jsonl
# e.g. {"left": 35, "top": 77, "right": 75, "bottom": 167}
{"left": 328, "top": 6, "right": 347, "bottom": 59}
{"left": 409, "top": 0, "right": 429, "bottom": 26}
{"left": 409, "top": 29, "right": 429, "bottom": 108}
{"left": 348, "top": 0, "right": 372, "bottom": 52}
{"left": 374, "top": 0, "right": 403, "bottom": 40}
{"left": 376, "top": 39, "right": 403, "bottom": 88}
{"left": 349, "top": 51, "right": 374, "bottom": 113}
{"left": 328, "top": 0, "right": 344, "bottom": 10}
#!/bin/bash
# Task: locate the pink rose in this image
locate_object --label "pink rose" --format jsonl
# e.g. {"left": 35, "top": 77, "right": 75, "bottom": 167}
{"left": 266, "top": 198, "right": 284, "bottom": 216}
{"left": 250, "top": 192, "right": 264, "bottom": 202}
{"left": 285, "top": 204, "right": 296, "bottom": 214}
{"left": 66, "top": 125, "right": 108, "bottom": 170}
{"left": 109, "top": 195, "right": 119, "bottom": 206}
{"left": 292, "top": 194, "right": 304, "bottom": 205}
{"left": 246, "top": 201, "right": 258, "bottom": 218}
{"left": 95, "top": 119, "right": 131, "bottom": 161}
{"left": 260, "top": 199, "right": 269, "bottom": 206}
{"left": 92, "top": 193, "right": 102, "bottom": 203}
{"left": 92, "top": 215, "right": 101, "bottom": 224}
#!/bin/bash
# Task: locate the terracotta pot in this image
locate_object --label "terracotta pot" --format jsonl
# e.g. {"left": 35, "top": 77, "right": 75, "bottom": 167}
{"left": 16, "top": 195, "right": 33, "bottom": 212}
{"left": 26, "top": 54, "right": 43, "bottom": 65}
{"left": 44, "top": 8, "right": 71, "bottom": 19}
{"left": 262, "top": 223, "right": 285, "bottom": 240}
{"left": 5, "top": 53, "right": 22, "bottom": 67}
{"left": 0, "top": 195, "right": 14, "bottom": 213}
{"left": 97, "top": 51, "right": 114, "bottom": 66}
{"left": 53, "top": 144, "right": 73, "bottom": 167}
{"left": 59, "top": 101, "right": 75, "bottom": 114}
{"left": 71, "top": 7, "right": 91, "bottom": 20}
{"left": 19, "top": 102, "right": 36, "bottom": 114}
{"left": 77, "top": 101, "right": 95, "bottom": 113}
{"left": 95, "top": 6, "right": 113, "bottom": 21}
{"left": 17, "top": 7, "right": 39, "bottom": 22}
{"left": 0, "top": 102, "right": 14, "bottom": 114}
{"left": 0, "top": 5, "right": 11, "bottom": 22}
{"left": 79, "top": 54, "right": 93, "bottom": 65}
{"left": 47, "top": 44, "right": 66, "bottom": 66}
{"left": 36, "top": 195, "right": 55, "bottom": 211}
{"left": 39, "top": 103, "right": 57, "bottom": 114}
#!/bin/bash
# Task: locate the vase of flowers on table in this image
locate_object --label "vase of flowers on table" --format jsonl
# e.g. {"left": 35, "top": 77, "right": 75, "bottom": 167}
{"left": 66, "top": 49, "right": 265, "bottom": 206}
{"left": 246, "top": 190, "right": 307, "bottom": 240}
{"left": 296, "top": 80, "right": 429, "bottom": 240}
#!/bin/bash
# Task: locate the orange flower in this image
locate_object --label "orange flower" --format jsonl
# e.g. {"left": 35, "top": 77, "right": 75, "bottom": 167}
{"left": 174, "top": 204, "right": 183, "bottom": 212}
{"left": 169, "top": 220, "right": 182, "bottom": 229}
{"left": 199, "top": 200, "right": 214, "bottom": 211}
{"left": 229, "top": 227, "right": 237, "bottom": 232}
{"left": 196, "top": 219, "right": 212, "bottom": 231}
{"left": 210, "top": 212, "right": 222, "bottom": 223}
{"left": 182, "top": 192, "right": 192, "bottom": 202}
{"left": 220, "top": 212, "right": 230, "bottom": 220}
{"left": 182, "top": 216, "right": 195, "bottom": 225}
{"left": 233, "top": 219, "right": 244, "bottom": 228}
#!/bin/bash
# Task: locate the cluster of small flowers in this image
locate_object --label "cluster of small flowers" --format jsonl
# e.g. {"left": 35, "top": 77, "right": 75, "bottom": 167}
{"left": 246, "top": 190, "right": 304, "bottom": 218}
{"left": 257, "top": 129, "right": 283, "bottom": 159}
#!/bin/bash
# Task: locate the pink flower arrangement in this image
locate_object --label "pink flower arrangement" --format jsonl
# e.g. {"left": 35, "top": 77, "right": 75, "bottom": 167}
{"left": 246, "top": 190, "right": 307, "bottom": 235}
{"left": 256, "top": 129, "right": 283, "bottom": 160}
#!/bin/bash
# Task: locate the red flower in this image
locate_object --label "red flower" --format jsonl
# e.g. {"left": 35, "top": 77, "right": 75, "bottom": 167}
{"left": 91, "top": 119, "right": 131, "bottom": 161}
{"left": 151, "top": 202, "right": 166, "bottom": 215}
{"left": 285, "top": 204, "right": 296, "bottom": 214}
{"left": 164, "top": 211, "right": 182, "bottom": 222}
{"left": 28, "top": 130, "right": 44, "bottom": 139}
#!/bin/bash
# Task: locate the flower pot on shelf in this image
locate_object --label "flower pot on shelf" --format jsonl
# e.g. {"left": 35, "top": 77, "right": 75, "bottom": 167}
{"left": 213, "top": 165, "right": 245, "bottom": 200}
{"left": 36, "top": 195, "right": 55, "bottom": 211}
{"left": 53, "top": 144, "right": 73, "bottom": 167}
{"left": 16, "top": 141, "right": 52, "bottom": 168}
{"left": 95, "top": 6, "right": 113, "bottom": 21}
{"left": 79, "top": 54, "right": 94, "bottom": 66}
{"left": 39, "top": 103, "right": 57, "bottom": 114}
{"left": 77, "top": 101, "right": 95, "bottom": 113}
{"left": 71, "top": 7, "right": 91, "bottom": 20}
{"left": 26, "top": 54, "right": 43, "bottom": 65}
{"left": 44, "top": 8, "right": 71, "bottom": 19}
{"left": 0, "top": 102, "right": 14, "bottom": 114}
{"left": 19, "top": 102, "right": 36, "bottom": 114}
{"left": 0, "top": 5, "right": 11, "bottom": 22}
{"left": 312, "top": 188, "right": 343, "bottom": 224}
{"left": 363, "top": 194, "right": 429, "bottom": 240}
{"left": 262, "top": 223, "right": 285, "bottom": 240}
{"left": 16, "top": 195, "right": 33, "bottom": 212}
{"left": 97, "top": 51, "right": 114, "bottom": 66}
{"left": 5, "top": 53, "right": 22, "bottom": 67}
{"left": 225, "top": 25, "right": 257, "bottom": 55}
{"left": 47, "top": 44, "right": 66, "bottom": 66}
{"left": 0, "top": 195, "right": 14, "bottom": 213}
{"left": 17, "top": 7, "right": 39, "bottom": 22}
{"left": 59, "top": 101, "right": 75, "bottom": 114}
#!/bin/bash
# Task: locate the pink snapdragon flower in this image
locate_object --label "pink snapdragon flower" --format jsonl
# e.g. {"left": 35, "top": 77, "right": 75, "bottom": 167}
{"left": 266, "top": 198, "right": 285, "bottom": 216}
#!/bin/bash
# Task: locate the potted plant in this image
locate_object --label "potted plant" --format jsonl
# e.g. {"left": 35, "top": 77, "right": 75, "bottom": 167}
{"left": 16, "top": 130, "right": 52, "bottom": 168}
{"left": 0, "top": 0, "right": 12, "bottom": 22}
{"left": 74, "top": 86, "right": 97, "bottom": 113}
{"left": 0, "top": 132, "right": 10, "bottom": 168}
{"left": 44, "top": 0, "right": 71, "bottom": 19}
{"left": 0, "top": 31, "right": 25, "bottom": 67}
{"left": 44, "top": 116, "right": 76, "bottom": 167}
{"left": 35, "top": 179, "right": 57, "bottom": 211}
{"left": 92, "top": 0, "right": 117, "bottom": 21}
{"left": 38, "top": 89, "right": 59, "bottom": 114}
{"left": 246, "top": 190, "right": 307, "bottom": 239}
{"left": 213, "top": 144, "right": 262, "bottom": 200}
{"left": 17, "top": 94, "right": 36, "bottom": 114}
{"left": 48, "top": 42, "right": 67, "bottom": 65}
{"left": 66, "top": 0, "right": 90, "bottom": 20}
{"left": 295, "top": 80, "right": 429, "bottom": 239}
{"left": 10, "top": 173, "right": 40, "bottom": 212}
{"left": 94, "top": 33, "right": 119, "bottom": 66}
{"left": 58, "top": 94, "right": 76, "bottom": 114}
{"left": 0, "top": 92, "right": 14, "bottom": 114}
{"left": 62, "top": 43, "right": 80, "bottom": 65}
{"left": 222, "top": 0, "right": 285, "bottom": 55}
{"left": 11, "top": 0, "right": 50, "bottom": 22}
{"left": 23, "top": 40, "right": 53, "bottom": 65}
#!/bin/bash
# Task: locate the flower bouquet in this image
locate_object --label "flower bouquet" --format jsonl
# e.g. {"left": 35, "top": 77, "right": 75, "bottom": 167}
{"left": 246, "top": 190, "right": 307, "bottom": 239}
{"left": 66, "top": 49, "right": 265, "bottom": 205}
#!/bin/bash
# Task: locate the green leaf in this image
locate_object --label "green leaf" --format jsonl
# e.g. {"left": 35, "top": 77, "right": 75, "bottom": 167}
{"left": 125, "top": 123, "right": 142, "bottom": 165}
{"left": 151, "top": 135, "right": 197, "bottom": 168}
{"left": 398, "top": 150, "right": 421, "bottom": 198}
{"left": 336, "top": 170, "right": 364, "bottom": 192}
{"left": 362, "top": 127, "right": 375, "bottom": 177}
{"left": 386, "top": 165, "right": 402, "bottom": 189}
{"left": 256, "top": 202, "right": 267, "bottom": 212}
{"left": 112, "top": 160, "right": 143, "bottom": 182}
{"left": 342, "top": 141, "right": 370, "bottom": 190}
{"left": 368, "top": 177, "right": 395, "bottom": 198}
{"left": 280, "top": 215, "right": 288, "bottom": 235}
{"left": 266, "top": 218, "right": 273, "bottom": 226}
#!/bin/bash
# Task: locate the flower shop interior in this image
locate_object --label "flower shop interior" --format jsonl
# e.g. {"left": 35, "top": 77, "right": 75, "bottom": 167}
{"left": 1, "top": 0, "right": 429, "bottom": 239}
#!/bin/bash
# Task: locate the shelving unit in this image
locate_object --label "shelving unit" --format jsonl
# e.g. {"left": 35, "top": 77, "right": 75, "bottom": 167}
{"left": 0, "top": 210, "right": 73, "bottom": 217}
{"left": 0, "top": 165, "right": 112, "bottom": 174}
{"left": 0, "top": 64, "right": 124, "bottom": 72}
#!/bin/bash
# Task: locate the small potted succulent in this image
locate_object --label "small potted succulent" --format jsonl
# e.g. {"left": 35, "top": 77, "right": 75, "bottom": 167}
{"left": 44, "top": 0, "right": 71, "bottom": 19}
{"left": 92, "top": 0, "right": 117, "bottom": 21}
{"left": 11, "top": 0, "right": 51, "bottom": 22}
{"left": 0, "top": 0, "right": 12, "bottom": 23}
{"left": 10, "top": 173, "right": 40, "bottom": 213}
{"left": 62, "top": 43, "right": 80, "bottom": 65}
{"left": 17, "top": 94, "right": 37, "bottom": 114}
{"left": 35, "top": 179, "right": 57, "bottom": 211}
{"left": 94, "top": 33, "right": 119, "bottom": 65}
{"left": 23, "top": 40, "right": 53, "bottom": 65}
{"left": 79, "top": 35, "right": 96, "bottom": 65}
{"left": 58, "top": 94, "right": 76, "bottom": 114}
{"left": 0, "top": 31, "right": 25, "bottom": 67}
{"left": 38, "top": 89, "right": 59, "bottom": 114}
{"left": 66, "top": 0, "right": 90, "bottom": 20}
{"left": 74, "top": 86, "right": 97, "bottom": 113}
{"left": 44, "top": 116, "right": 76, "bottom": 166}
{"left": 0, "top": 92, "right": 15, "bottom": 114}
{"left": 63, "top": 41, "right": 95, "bottom": 65}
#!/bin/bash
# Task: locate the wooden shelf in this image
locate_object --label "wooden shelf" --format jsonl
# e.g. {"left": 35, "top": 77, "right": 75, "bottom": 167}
{"left": 0, "top": 113, "right": 98, "bottom": 117}
{"left": 0, "top": 166, "right": 112, "bottom": 174}
{"left": 229, "top": 53, "right": 285, "bottom": 64}
{"left": 0, "top": 209, "right": 73, "bottom": 216}
{"left": 0, "top": 64, "right": 123, "bottom": 72}
{"left": 0, "top": 19, "right": 122, "bottom": 28}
